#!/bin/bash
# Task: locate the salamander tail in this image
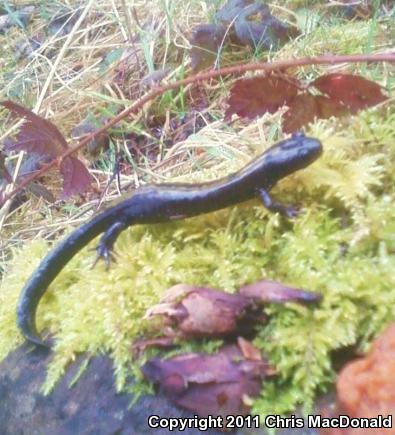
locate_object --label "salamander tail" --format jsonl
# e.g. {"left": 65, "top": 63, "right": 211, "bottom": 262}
{"left": 17, "top": 302, "right": 50, "bottom": 348}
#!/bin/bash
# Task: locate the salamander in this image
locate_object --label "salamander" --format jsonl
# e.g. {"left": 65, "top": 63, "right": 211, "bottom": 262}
{"left": 17, "top": 132, "right": 323, "bottom": 347}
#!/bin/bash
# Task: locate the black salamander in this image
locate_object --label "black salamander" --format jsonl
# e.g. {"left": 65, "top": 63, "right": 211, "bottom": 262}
{"left": 17, "top": 132, "right": 323, "bottom": 347}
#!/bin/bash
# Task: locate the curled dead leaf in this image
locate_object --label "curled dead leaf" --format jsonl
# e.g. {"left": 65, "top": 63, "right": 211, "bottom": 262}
{"left": 137, "top": 281, "right": 321, "bottom": 352}
{"left": 239, "top": 279, "right": 322, "bottom": 304}
{"left": 143, "top": 284, "right": 259, "bottom": 341}
{"left": 142, "top": 340, "right": 271, "bottom": 419}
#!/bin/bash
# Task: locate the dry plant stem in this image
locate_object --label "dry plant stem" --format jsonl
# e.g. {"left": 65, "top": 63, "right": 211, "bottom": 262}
{"left": 3, "top": 52, "right": 395, "bottom": 205}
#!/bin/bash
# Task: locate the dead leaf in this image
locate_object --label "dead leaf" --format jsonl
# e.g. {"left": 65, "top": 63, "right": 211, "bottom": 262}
{"left": 14, "top": 34, "right": 44, "bottom": 60}
{"left": 142, "top": 340, "right": 270, "bottom": 419}
{"left": 330, "top": 0, "right": 373, "bottom": 20}
{"left": 234, "top": 2, "right": 299, "bottom": 49}
{"left": 2, "top": 101, "right": 92, "bottom": 198}
{"left": 138, "top": 281, "right": 321, "bottom": 351}
{"left": 2, "top": 101, "right": 68, "bottom": 157}
{"left": 225, "top": 75, "right": 299, "bottom": 120}
{"left": 216, "top": 0, "right": 299, "bottom": 49}
{"left": 283, "top": 94, "right": 348, "bottom": 133}
{"left": 60, "top": 156, "right": 92, "bottom": 198}
{"left": 144, "top": 284, "right": 257, "bottom": 339}
{"left": 239, "top": 279, "right": 322, "bottom": 304}
{"left": 190, "top": 24, "right": 226, "bottom": 71}
{"left": 312, "top": 73, "right": 388, "bottom": 113}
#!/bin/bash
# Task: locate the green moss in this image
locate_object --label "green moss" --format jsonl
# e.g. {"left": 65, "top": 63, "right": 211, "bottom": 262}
{"left": 1, "top": 106, "right": 395, "bottom": 413}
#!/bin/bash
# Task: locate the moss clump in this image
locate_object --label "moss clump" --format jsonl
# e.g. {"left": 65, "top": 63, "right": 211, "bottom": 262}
{"left": 1, "top": 106, "right": 395, "bottom": 413}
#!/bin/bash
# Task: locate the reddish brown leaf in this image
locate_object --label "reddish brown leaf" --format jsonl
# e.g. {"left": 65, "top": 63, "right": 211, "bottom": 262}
{"left": 142, "top": 341, "right": 270, "bottom": 419}
{"left": 283, "top": 94, "right": 348, "bottom": 133}
{"left": 312, "top": 73, "right": 387, "bottom": 113}
{"left": 143, "top": 284, "right": 258, "bottom": 340}
{"left": 2, "top": 100, "right": 92, "bottom": 197}
{"left": 145, "top": 284, "right": 258, "bottom": 338}
{"left": 225, "top": 75, "right": 299, "bottom": 119}
{"left": 1, "top": 100, "right": 68, "bottom": 157}
{"left": 139, "top": 281, "right": 321, "bottom": 350}
{"left": 315, "top": 95, "right": 349, "bottom": 119}
{"left": 283, "top": 94, "right": 319, "bottom": 133}
{"left": 239, "top": 279, "right": 322, "bottom": 304}
{"left": 60, "top": 156, "right": 91, "bottom": 198}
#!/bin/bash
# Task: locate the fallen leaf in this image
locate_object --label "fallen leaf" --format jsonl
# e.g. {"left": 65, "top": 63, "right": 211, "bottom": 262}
{"left": 239, "top": 279, "right": 322, "bottom": 304}
{"left": 312, "top": 73, "right": 388, "bottom": 113}
{"left": 2, "top": 101, "right": 91, "bottom": 198}
{"left": 333, "top": 1, "right": 373, "bottom": 20}
{"left": 2, "top": 101, "right": 68, "bottom": 157}
{"left": 283, "top": 94, "right": 347, "bottom": 133}
{"left": 234, "top": 2, "right": 299, "bottom": 49}
{"left": 60, "top": 156, "right": 92, "bottom": 198}
{"left": 139, "top": 281, "right": 321, "bottom": 350}
{"left": 190, "top": 24, "right": 226, "bottom": 71}
{"left": 143, "top": 284, "right": 257, "bottom": 339}
{"left": 225, "top": 75, "right": 299, "bottom": 119}
{"left": 216, "top": 0, "right": 299, "bottom": 49}
{"left": 142, "top": 341, "right": 270, "bottom": 419}
{"left": 283, "top": 93, "right": 318, "bottom": 133}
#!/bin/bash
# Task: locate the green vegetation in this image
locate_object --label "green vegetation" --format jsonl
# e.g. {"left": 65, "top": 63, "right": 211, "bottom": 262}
{"left": 0, "top": 0, "right": 394, "bottom": 419}
{"left": 2, "top": 108, "right": 395, "bottom": 413}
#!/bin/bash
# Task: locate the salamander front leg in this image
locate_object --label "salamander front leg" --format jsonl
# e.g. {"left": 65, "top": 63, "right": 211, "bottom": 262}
{"left": 93, "top": 221, "right": 127, "bottom": 268}
{"left": 258, "top": 188, "right": 298, "bottom": 218}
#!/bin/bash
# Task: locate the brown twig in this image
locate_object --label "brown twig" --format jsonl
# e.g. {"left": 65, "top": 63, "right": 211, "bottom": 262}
{"left": 3, "top": 52, "right": 395, "bottom": 203}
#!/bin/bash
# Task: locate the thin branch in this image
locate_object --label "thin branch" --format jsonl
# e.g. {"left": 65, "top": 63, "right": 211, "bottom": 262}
{"left": 3, "top": 52, "right": 395, "bottom": 203}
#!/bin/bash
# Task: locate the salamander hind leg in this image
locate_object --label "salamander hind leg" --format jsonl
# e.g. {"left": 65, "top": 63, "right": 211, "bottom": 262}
{"left": 93, "top": 221, "right": 127, "bottom": 268}
{"left": 258, "top": 188, "right": 299, "bottom": 218}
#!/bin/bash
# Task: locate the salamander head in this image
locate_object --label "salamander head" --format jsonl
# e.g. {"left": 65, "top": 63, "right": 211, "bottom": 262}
{"left": 265, "top": 131, "right": 323, "bottom": 179}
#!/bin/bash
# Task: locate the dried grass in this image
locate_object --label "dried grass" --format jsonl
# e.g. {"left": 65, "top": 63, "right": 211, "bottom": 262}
{"left": 0, "top": 0, "right": 393, "bottom": 268}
